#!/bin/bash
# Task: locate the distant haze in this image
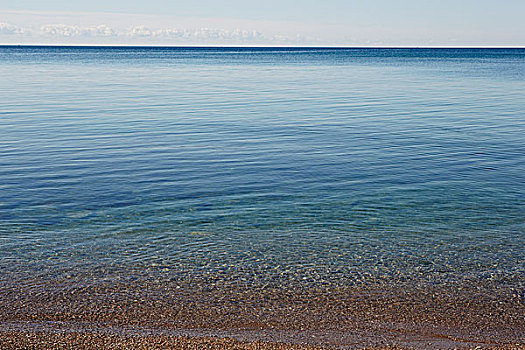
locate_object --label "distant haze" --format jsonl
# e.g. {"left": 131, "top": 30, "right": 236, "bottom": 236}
{"left": 1, "top": 1, "right": 524, "bottom": 46}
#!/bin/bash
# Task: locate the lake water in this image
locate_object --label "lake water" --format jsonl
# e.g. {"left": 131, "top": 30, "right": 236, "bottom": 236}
{"left": 0, "top": 47, "right": 524, "bottom": 292}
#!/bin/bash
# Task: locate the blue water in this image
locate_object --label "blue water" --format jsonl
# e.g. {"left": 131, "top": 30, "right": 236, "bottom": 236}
{"left": 0, "top": 47, "right": 524, "bottom": 289}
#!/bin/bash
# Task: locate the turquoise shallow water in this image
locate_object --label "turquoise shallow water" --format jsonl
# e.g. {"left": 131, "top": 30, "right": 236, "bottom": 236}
{"left": 0, "top": 47, "right": 524, "bottom": 289}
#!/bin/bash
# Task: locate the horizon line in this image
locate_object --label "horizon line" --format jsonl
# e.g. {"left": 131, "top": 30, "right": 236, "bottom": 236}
{"left": 1, "top": 44, "right": 525, "bottom": 49}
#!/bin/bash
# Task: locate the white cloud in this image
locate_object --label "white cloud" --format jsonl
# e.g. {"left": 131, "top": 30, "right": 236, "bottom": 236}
{"left": 0, "top": 10, "right": 325, "bottom": 46}
{"left": 41, "top": 24, "right": 83, "bottom": 37}
{"left": 127, "top": 25, "right": 153, "bottom": 38}
{"left": 89, "top": 25, "right": 117, "bottom": 37}
{"left": 270, "top": 33, "right": 313, "bottom": 44}
{"left": 32, "top": 23, "right": 268, "bottom": 43}
{"left": 0, "top": 14, "right": 316, "bottom": 45}
{"left": 124, "top": 26, "right": 264, "bottom": 42}
{"left": 40, "top": 24, "right": 117, "bottom": 37}
{"left": 0, "top": 22, "right": 27, "bottom": 35}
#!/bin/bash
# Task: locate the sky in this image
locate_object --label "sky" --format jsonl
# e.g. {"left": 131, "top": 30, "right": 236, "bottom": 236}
{"left": 1, "top": 0, "right": 524, "bottom": 46}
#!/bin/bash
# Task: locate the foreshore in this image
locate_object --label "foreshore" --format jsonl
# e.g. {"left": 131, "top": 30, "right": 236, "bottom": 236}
{"left": 1, "top": 277, "right": 523, "bottom": 349}
{"left": 0, "top": 332, "right": 332, "bottom": 350}
{"left": 1, "top": 331, "right": 523, "bottom": 350}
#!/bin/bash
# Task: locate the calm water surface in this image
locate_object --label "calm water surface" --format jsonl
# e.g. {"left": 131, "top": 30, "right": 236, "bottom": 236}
{"left": 0, "top": 47, "right": 524, "bottom": 290}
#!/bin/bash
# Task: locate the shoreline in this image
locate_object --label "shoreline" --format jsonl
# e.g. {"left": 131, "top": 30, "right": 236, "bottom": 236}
{"left": 0, "top": 321, "right": 522, "bottom": 349}
{"left": 0, "top": 331, "right": 330, "bottom": 350}
{"left": 1, "top": 279, "right": 523, "bottom": 349}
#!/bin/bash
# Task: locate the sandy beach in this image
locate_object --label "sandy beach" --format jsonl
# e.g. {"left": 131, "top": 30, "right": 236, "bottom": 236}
{"left": 1, "top": 331, "right": 523, "bottom": 350}
{"left": 0, "top": 332, "right": 334, "bottom": 350}
{"left": 1, "top": 276, "right": 523, "bottom": 349}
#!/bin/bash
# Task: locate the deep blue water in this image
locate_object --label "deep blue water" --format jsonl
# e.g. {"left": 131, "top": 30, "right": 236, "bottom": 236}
{"left": 0, "top": 47, "right": 524, "bottom": 289}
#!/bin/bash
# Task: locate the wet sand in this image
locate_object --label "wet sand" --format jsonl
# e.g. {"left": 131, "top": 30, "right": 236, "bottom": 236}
{"left": 0, "top": 332, "right": 523, "bottom": 350}
{"left": 0, "top": 332, "right": 333, "bottom": 350}
{"left": 0, "top": 276, "right": 523, "bottom": 349}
